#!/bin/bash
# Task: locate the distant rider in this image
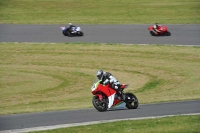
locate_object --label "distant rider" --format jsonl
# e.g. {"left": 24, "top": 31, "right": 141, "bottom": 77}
{"left": 153, "top": 23, "right": 162, "bottom": 35}
{"left": 96, "top": 70, "right": 125, "bottom": 100}
{"left": 67, "top": 23, "right": 76, "bottom": 33}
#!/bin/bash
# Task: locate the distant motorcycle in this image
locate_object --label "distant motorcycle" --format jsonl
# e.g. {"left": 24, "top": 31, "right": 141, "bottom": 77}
{"left": 91, "top": 77, "right": 139, "bottom": 112}
{"left": 148, "top": 25, "right": 171, "bottom": 36}
{"left": 60, "top": 26, "right": 84, "bottom": 37}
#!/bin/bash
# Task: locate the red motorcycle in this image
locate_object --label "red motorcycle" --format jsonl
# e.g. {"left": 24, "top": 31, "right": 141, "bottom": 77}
{"left": 91, "top": 78, "right": 139, "bottom": 112}
{"left": 148, "top": 25, "right": 171, "bottom": 36}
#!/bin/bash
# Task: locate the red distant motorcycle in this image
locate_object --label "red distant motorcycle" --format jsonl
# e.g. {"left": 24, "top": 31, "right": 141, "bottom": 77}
{"left": 91, "top": 77, "right": 139, "bottom": 112}
{"left": 148, "top": 25, "right": 171, "bottom": 36}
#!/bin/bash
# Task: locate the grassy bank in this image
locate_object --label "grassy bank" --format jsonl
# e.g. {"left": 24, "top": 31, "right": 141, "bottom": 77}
{"left": 0, "top": 0, "right": 199, "bottom": 24}
{"left": 0, "top": 43, "right": 199, "bottom": 115}
{"left": 29, "top": 115, "right": 200, "bottom": 133}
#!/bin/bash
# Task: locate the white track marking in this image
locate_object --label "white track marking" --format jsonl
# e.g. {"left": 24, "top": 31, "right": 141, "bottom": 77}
{"left": 1, "top": 113, "right": 199, "bottom": 133}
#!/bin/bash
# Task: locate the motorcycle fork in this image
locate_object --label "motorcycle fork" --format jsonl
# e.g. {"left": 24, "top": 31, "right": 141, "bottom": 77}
{"left": 96, "top": 94, "right": 103, "bottom": 101}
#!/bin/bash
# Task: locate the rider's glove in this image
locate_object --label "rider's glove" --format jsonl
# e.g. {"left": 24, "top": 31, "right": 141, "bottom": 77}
{"left": 114, "top": 86, "right": 118, "bottom": 89}
{"left": 103, "top": 79, "right": 109, "bottom": 85}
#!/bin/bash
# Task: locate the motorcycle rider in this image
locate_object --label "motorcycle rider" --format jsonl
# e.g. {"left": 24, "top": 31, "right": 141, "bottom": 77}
{"left": 67, "top": 23, "right": 76, "bottom": 33}
{"left": 152, "top": 23, "right": 161, "bottom": 35}
{"left": 96, "top": 70, "right": 126, "bottom": 100}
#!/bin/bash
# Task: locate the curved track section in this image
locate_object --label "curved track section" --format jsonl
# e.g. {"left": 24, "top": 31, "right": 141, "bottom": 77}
{"left": 0, "top": 24, "right": 199, "bottom": 45}
{"left": 0, "top": 100, "right": 200, "bottom": 132}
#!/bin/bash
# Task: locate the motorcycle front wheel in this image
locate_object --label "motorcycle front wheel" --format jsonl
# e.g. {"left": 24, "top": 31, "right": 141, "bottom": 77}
{"left": 165, "top": 31, "right": 171, "bottom": 36}
{"left": 77, "top": 31, "right": 83, "bottom": 36}
{"left": 125, "top": 93, "right": 139, "bottom": 109}
{"left": 92, "top": 95, "right": 108, "bottom": 112}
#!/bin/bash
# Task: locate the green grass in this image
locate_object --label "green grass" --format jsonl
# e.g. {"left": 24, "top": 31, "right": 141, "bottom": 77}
{"left": 28, "top": 115, "right": 200, "bottom": 133}
{"left": 0, "top": 0, "right": 199, "bottom": 24}
{"left": 0, "top": 1, "right": 199, "bottom": 132}
{"left": 0, "top": 42, "right": 200, "bottom": 115}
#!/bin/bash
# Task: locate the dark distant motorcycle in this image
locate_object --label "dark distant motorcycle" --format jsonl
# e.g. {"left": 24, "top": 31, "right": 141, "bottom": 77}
{"left": 148, "top": 25, "right": 171, "bottom": 36}
{"left": 60, "top": 26, "right": 84, "bottom": 37}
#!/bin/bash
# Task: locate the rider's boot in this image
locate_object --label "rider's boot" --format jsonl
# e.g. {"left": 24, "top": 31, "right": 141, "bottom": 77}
{"left": 117, "top": 89, "right": 126, "bottom": 100}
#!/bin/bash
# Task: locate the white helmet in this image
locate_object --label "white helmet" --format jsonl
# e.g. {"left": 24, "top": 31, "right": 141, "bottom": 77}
{"left": 155, "top": 23, "right": 159, "bottom": 28}
{"left": 69, "top": 23, "right": 72, "bottom": 25}
{"left": 96, "top": 70, "right": 103, "bottom": 80}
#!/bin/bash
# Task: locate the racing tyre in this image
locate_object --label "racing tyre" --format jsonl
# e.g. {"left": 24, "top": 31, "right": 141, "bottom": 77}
{"left": 78, "top": 31, "right": 84, "bottom": 36}
{"left": 165, "top": 31, "right": 171, "bottom": 36}
{"left": 62, "top": 30, "right": 68, "bottom": 36}
{"left": 92, "top": 95, "right": 108, "bottom": 112}
{"left": 150, "top": 31, "right": 156, "bottom": 36}
{"left": 66, "top": 31, "right": 73, "bottom": 37}
{"left": 125, "top": 93, "right": 139, "bottom": 109}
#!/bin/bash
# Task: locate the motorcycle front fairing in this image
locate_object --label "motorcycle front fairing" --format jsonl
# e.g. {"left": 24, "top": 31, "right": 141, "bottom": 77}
{"left": 148, "top": 25, "right": 168, "bottom": 33}
{"left": 91, "top": 78, "right": 116, "bottom": 108}
{"left": 99, "top": 84, "right": 116, "bottom": 108}
{"left": 71, "top": 27, "right": 81, "bottom": 33}
{"left": 160, "top": 26, "right": 168, "bottom": 32}
{"left": 75, "top": 27, "right": 81, "bottom": 32}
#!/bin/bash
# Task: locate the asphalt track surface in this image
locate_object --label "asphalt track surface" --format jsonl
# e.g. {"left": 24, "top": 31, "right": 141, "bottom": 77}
{"left": 0, "top": 24, "right": 200, "bottom": 132}
{"left": 0, "top": 24, "right": 200, "bottom": 45}
{"left": 0, "top": 100, "right": 200, "bottom": 132}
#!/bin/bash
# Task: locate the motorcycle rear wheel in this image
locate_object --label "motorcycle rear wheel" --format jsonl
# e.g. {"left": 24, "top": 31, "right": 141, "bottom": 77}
{"left": 125, "top": 93, "right": 139, "bottom": 109}
{"left": 92, "top": 96, "right": 108, "bottom": 112}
